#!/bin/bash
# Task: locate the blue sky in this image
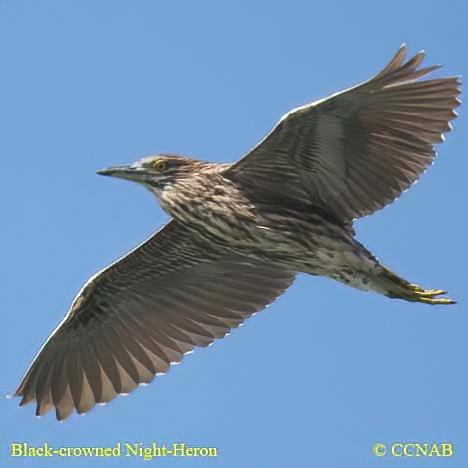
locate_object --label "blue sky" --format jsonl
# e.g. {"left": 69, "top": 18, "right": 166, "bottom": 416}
{"left": 1, "top": 1, "right": 467, "bottom": 466}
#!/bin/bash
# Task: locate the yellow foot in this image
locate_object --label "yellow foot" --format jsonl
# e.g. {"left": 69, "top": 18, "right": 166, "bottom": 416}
{"left": 407, "top": 285, "right": 456, "bottom": 304}
{"left": 408, "top": 285, "right": 448, "bottom": 297}
{"left": 418, "top": 297, "right": 457, "bottom": 305}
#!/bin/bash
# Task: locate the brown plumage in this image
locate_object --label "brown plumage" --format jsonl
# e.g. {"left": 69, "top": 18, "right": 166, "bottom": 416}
{"left": 15, "top": 45, "right": 460, "bottom": 420}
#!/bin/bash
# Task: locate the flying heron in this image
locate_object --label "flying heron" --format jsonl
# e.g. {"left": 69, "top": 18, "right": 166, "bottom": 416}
{"left": 15, "top": 45, "right": 460, "bottom": 420}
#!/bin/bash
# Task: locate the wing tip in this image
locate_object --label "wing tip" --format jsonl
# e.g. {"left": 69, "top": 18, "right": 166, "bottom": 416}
{"left": 373, "top": 44, "right": 455, "bottom": 86}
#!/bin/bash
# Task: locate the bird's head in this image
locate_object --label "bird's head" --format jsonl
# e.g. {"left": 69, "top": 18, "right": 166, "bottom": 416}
{"left": 97, "top": 154, "right": 202, "bottom": 198}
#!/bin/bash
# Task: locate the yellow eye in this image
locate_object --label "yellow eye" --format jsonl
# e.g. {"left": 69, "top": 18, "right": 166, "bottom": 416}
{"left": 153, "top": 160, "right": 167, "bottom": 172}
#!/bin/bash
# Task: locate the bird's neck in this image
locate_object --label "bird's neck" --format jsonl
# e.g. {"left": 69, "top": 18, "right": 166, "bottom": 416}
{"left": 157, "top": 170, "right": 258, "bottom": 242}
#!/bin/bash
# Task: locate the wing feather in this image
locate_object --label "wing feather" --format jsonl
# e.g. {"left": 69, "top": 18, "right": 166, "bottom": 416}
{"left": 15, "top": 220, "right": 295, "bottom": 419}
{"left": 226, "top": 45, "right": 460, "bottom": 220}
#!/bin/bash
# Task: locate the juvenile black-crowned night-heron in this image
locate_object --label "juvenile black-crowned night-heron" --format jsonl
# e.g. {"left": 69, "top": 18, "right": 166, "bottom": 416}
{"left": 15, "top": 45, "right": 460, "bottom": 420}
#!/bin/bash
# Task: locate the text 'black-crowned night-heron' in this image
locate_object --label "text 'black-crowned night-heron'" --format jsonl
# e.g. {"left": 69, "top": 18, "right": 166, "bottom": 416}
{"left": 15, "top": 45, "right": 460, "bottom": 420}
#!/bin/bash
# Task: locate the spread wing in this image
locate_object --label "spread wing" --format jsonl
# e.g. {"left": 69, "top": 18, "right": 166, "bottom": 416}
{"left": 15, "top": 220, "right": 295, "bottom": 420}
{"left": 226, "top": 45, "right": 461, "bottom": 221}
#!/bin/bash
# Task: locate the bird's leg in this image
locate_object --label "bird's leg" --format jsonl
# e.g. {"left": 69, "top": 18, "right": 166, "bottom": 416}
{"left": 376, "top": 266, "right": 456, "bottom": 305}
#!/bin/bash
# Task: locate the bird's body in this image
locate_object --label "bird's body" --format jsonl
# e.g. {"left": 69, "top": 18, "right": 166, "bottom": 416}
{"left": 139, "top": 156, "right": 374, "bottom": 292}
{"left": 15, "top": 45, "right": 461, "bottom": 420}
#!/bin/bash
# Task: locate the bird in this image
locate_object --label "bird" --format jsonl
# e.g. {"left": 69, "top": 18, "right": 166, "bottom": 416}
{"left": 15, "top": 45, "right": 460, "bottom": 421}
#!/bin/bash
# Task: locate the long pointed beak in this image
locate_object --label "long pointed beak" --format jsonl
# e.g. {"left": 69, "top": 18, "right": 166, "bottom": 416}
{"left": 97, "top": 164, "right": 149, "bottom": 183}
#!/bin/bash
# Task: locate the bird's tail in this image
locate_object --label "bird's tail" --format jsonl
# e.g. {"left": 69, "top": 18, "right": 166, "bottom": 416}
{"left": 373, "top": 265, "right": 456, "bottom": 305}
